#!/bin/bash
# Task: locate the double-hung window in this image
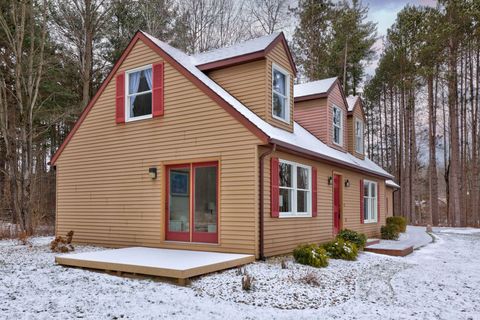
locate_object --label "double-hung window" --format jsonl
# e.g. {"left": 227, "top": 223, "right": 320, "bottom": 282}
{"left": 333, "top": 106, "right": 343, "bottom": 146}
{"left": 126, "top": 65, "right": 153, "bottom": 121}
{"left": 355, "top": 118, "right": 364, "bottom": 154}
{"left": 272, "top": 64, "right": 290, "bottom": 123}
{"left": 278, "top": 159, "right": 311, "bottom": 217}
{"left": 363, "top": 180, "right": 377, "bottom": 223}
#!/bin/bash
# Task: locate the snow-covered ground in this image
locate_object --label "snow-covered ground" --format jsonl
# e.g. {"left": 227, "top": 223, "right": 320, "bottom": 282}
{"left": 1, "top": 229, "right": 479, "bottom": 319}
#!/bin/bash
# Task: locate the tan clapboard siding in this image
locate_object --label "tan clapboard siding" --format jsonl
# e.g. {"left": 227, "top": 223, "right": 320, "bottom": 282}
{"left": 347, "top": 101, "right": 366, "bottom": 159}
{"left": 208, "top": 60, "right": 267, "bottom": 119}
{"left": 327, "top": 84, "right": 348, "bottom": 152}
{"left": 56, "top": 39, "right": 261, "bottom": 256}
{"left": 386, "top": 187, "right": 394, "bottom": 217}
{"left": 266, "top": 42, "right": 294, "bottom": 132}
{"left": 262, "top": 149, "right": 386, "bottom": 257}
{"left": 294, "top": 98, "right": 329, "bottom": 143}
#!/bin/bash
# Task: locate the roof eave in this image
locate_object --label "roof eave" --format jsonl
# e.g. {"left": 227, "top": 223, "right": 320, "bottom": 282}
{"left": 269, "top": 138, "right": 393, "bottom": 180}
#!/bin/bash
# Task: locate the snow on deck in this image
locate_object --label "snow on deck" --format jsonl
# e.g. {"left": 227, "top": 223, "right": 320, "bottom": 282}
{"left": 56, "top": 247, "right": 254, "bottom": 280}
{"left": 365, "top": 226, "right": 432, "bottom": 256}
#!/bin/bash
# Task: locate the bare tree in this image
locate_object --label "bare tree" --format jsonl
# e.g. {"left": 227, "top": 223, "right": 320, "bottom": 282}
{"left": 249, "top": 0, "right": 290, "bottom": 35}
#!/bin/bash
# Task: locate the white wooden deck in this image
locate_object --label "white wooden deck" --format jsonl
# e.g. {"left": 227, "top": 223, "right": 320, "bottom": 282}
{"left": 55, "top": 247, "right": 254, "bottom": 284}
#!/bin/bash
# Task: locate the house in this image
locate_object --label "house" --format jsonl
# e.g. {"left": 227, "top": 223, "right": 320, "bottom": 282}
{"left": 50, "top": 31, "right": 397, "bottom": 259}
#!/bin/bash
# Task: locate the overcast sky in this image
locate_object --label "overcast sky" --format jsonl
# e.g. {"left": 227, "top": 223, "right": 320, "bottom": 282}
{"left": 364, "top": 0, "right": 437, "bottom": 76}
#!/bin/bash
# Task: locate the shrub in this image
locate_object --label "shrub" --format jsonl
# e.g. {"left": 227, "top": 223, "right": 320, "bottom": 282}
{"left": 322, "top": 239, "right": 358, "bottom": 261}
{"left": 381, "top": 223, "right": 400, "bottom": 240}
{"left": 386, "top": 216, "right": 407, "bottom": 233}
{"left": 336, "top": 229, "right": 367, "bottom": 250}
{"left": 300, "top": 272, "right": 320, "bottom": 286}
{"left": 293, "top": 244, "right": 329, "bottom": 268}
{"left": 50, "top": 230, "right": 75, "bottom": 253}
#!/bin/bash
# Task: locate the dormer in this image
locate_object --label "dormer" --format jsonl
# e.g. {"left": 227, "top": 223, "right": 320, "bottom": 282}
{"left": 294, "top": 78, "right": 349, "bottom": 152}
{"left": 192, "top": 33, "right": 297, "bottom": 132}
{"left": 346, "top": 95, "right": 366, "bottom": 159}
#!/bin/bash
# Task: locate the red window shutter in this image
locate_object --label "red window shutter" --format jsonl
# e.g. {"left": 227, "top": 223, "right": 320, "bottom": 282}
{"left": 360, "top": 179, "right": 364, "bottom": 224}
{"left": 312, "top": 167, "right": 318, "bottom": 217}
{"left": 270, "top": 157, "right": 279, "bottom": 218}
{"left": 152, "top": 62, "right": 164, "bottom": 117}
{"left": 377, "top": 183, "right": 381, "bottom": 223}
{"left": 115, "top": 72, "right": 125, "bottom": 124}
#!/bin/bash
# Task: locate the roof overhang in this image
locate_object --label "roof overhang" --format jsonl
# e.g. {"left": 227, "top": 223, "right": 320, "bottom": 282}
{"left": 269, "top": 138, "right": 394, "bottom": 180}
{"left": 197, "top": 33, "right": 298, "bottom": 76}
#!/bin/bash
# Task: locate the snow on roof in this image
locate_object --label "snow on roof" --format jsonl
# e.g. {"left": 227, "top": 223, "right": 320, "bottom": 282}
{"left": 143, "top": 32, "right": 392, "bottom": 179}
{"left": 386, "top": 180, "right": 400, "bottom": 188}
{"left": 294, "top": 77, "right": 337, "bottom": 98}
{"left": 346, "top": 95, "right": 359, "bottom": 112}
{"left": 191, "top": 33, "right": 280, "bottom": 66}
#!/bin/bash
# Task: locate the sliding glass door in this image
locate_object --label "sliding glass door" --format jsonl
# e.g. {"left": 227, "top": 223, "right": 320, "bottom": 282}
{"left": 166, "top": 162, "right": 218, "bottom": 243}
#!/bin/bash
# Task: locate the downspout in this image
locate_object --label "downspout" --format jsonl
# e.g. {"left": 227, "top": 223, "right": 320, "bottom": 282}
{"left": 259, "top": 143, "right": 276, "bottom": 261}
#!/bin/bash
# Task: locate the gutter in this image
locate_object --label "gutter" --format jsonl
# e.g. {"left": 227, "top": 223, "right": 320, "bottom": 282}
{"left": 269, "top": 138, "right": 393, "bottom": 180}
{"left": 259, "top": 143, "right": 276, "bottom": 260}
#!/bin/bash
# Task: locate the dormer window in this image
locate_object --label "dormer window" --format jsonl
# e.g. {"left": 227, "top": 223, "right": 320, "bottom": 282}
{"left": 355, "top": 118, "right": 364, "bottom": 154}
{"left": 332, "top": 105, "right": 343, "bottom": 146}
{"left": 126, "top": 65, "right": 153, "bottom": 121}
{"left": 272, "top": 64, "right": 290, "bottom": 123}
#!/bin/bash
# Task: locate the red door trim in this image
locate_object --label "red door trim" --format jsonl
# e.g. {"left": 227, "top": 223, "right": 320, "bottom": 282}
{"left": 165, "top": 161, "right": 219, "bottom": 244}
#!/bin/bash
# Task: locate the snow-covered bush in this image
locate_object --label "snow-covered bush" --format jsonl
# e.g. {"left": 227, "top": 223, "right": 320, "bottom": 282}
{"left": 322, "top": 239, "right": 358, "bottom": 261}
{"left": 293, "top": 244, "right": 329, "bottom": 268}
{"left": 386, "top": 216, "right": 407, "bottom": 233}
{"left": 336, "top": 229, "right": 367, "bottom": 250}
{"left": 381, "top": 224, "right": 399, "bottom": 240}
{"left": 241, "top": 272, "right": 254, "bottom": 291}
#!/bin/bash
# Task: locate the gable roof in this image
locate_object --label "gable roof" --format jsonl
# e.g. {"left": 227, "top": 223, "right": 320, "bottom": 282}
{"left": 192, "top": 32, "right": 297, "bottom": 75}
{"left": 293, "top": 77, "right": 337, "bottom": 101}
{"left": 50, "top": 31, "right": 392, "bottom": 179}
{"left": 346, "top": 95, "right": 359, "bottom": 112}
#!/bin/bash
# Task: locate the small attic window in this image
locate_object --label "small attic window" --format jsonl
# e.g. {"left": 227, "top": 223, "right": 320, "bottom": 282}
{"left": 126, "top": 65, "right": 153, "bottom": 121}
{"left": 355, "top": 118, "right": 364, "bottom": 154}
{"left": 272, "top": 64, "right": 290, "bottom": 123}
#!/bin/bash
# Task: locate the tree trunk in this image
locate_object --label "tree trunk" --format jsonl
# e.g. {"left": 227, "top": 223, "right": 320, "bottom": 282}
{"left": 428, "top": 73, "right": 439, "bottom": 225}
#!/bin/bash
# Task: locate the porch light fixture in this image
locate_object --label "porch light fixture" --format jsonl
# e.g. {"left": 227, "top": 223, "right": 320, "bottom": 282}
{"left": 148, "top": 167, "right": 157, "bottom": 179}
{"left": 328, "top": 176, "right": 333, "bottom": 185}
{"left": 344, "top": 179, "right": 350, "bottom": 188}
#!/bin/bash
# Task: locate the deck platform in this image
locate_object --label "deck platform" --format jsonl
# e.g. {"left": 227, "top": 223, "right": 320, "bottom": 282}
{"left": 55, "top": 247, "right": 254, "bottom": 284}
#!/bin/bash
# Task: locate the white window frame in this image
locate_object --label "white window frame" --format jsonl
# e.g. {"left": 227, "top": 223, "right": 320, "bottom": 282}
{"left": 125, "top": 64, "right": 153, "bottom": 122}
{"left": 271, "top": 63, "right": 290, "bottom": 123}
{"left": 363, "top": 180, "right": 378, "bottom": 223}
{"left": 332, "top": 105, "right": 343, "bottom": 146}
{"left": 355, "top": 118, "right": 364, "bottom": 154}
{"left": 278, "top": 159, "right": 311, "bottom": 218}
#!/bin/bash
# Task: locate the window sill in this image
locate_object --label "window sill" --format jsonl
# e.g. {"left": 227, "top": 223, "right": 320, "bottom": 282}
{"left": 126, "top": 114, "right": 153, "bottom": 122}
{"left": 272, "top": 114, "right": 290, "bottom": 124}
{"left": 279, "top": 213, "right": 312, "bottom": 218}
{"left": 363, "top": 220, "right": 378, "bottom": 224}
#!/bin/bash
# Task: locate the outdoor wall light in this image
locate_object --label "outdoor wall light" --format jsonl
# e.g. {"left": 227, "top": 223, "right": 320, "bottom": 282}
{"left": 344, "top": 179, "right": 350, "bottom": 188}
{"left": 328, "top": 176, "right": 333, "bottom": 185}
{"left": 148, "top": 167, "right": 157, "bottom": 179}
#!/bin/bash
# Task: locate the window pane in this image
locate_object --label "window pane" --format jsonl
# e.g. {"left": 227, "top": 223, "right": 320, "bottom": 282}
{"left": 279, "top": 188, "right": 292, "bottom": 213}
{"left": 333, "top": 126, "right": 339, "bottom": 144}
{"left": 169, "top": 168, "right": 190, "bottom": 232}
{"left": 297, "top": 167, "right": 309, "bottom": 189}
{"left": 273, "top": 69, "right": 286, "bottom": 95}
{"left": 371, "top": 183, "right": 376, "bottom": 197}
{"left": 273, "top": 93, "right": 286, "bottom": 119}
{"left": 364, "top": 198, "right": 369, "bottom": 220}
{"left": 333, "top": 108, "right": 340, "bottom": 125}
{"left": 364, "top": 182, "right": 370, "bottom": 197}
{"left": 279, "top": 162, "right": 292, "bottom": 187}
{"left": 129, "top": 69, "right": 152, "bottom": 94}
{"left": 130, "top": 92, "right": 152, "bottom": 118}
{"left": 297, "top": 190, "right": 308, "bottom": 213}
{"left": 194, "top": 166, "right": 217, "bottom": 233}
